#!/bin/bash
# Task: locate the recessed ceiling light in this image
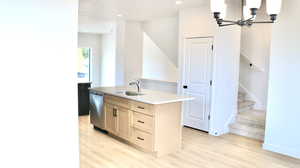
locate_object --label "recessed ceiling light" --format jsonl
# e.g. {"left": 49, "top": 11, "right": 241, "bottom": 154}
{"left": 117, "top": 14, "right": 123, "bottom": 17}
{"left": 175, "top": 0, "right": 183, "bottom": 5}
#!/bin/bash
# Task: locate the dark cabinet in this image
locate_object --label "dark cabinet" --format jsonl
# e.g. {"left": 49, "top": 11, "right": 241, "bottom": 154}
{"left": 78, "top": 82, "right": 91, "bottom": 115}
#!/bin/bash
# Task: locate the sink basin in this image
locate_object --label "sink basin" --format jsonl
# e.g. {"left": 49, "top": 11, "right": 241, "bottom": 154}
{"left": 125, "top": 91, "right": 144, "bottom": 96}
{"left": 115, "top": 90, "right": 144, "bottom": 96}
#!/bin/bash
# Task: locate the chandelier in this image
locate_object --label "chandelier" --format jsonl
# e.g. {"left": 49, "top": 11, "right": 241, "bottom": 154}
{"left": 211, "top": 0, "right": 282, "bottom": 27}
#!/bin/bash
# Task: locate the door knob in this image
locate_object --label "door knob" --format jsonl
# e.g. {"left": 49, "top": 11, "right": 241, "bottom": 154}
{"left": 183, "top": 85, "right": 188, "bottom": 89}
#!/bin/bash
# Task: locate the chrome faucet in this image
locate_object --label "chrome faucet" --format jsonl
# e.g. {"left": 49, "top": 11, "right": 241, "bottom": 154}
{"left": 129, "top": 80, "right": 141, "bottom": 93}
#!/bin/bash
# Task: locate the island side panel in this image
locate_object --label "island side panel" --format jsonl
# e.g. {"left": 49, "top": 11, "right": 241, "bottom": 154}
{"left": 154, "top": 102, "right": 182, "bottom": 156}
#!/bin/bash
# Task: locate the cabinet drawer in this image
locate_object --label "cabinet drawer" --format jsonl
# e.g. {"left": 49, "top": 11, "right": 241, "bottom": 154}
{"left": 133, "top": 112, "right": 153, "bottom": 133}
{"left": 131, "top": 101, "right": 153, "bottom": 116}
{"left": 104, "top": 95, "right": 130, "bottom": 109}
{"left": 132, "top": 129, "right": 153, "bottom": 151}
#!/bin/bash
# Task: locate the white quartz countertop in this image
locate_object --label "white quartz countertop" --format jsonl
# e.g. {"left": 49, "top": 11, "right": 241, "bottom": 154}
{"left": 89, "top": 87, "right": 194, "bottom": 105}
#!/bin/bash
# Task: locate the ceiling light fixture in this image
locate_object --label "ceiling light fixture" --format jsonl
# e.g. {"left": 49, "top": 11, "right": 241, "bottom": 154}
{"left": 117, "top": 14, "right": 123, "bottom": 17}
{"left": 211, "top": 0, "right": 282, "bottom": 27}
{"left": 175, "top": 0, "right": 183, "bottom": 5}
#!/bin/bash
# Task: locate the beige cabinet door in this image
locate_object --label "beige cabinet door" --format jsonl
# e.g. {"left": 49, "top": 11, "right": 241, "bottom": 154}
{"left": 116, "top": 107, "right": 131, "bottom": 140}
{"left": 105, "top": 103, "right": 118, "bottom": 134}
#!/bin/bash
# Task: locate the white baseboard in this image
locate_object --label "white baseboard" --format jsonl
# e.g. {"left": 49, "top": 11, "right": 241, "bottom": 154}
{"left": 239, "top": 83, "right": 266, "bottom": 110}
{"left": 209, "top": 128, "right": 229, "bottom": 136}
{"left": 263, "top": 143, "right": 300, "bottom": 159}
{"left": 209, "top": 99, "right": 237, "bottom": 136}
{"left": 209, "top": 117, "right": 239, "bottom": 136}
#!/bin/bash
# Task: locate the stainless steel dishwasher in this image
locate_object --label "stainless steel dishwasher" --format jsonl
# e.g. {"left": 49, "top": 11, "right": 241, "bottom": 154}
{"left": 89, "top": 91, "right": 105, "bottom": 130}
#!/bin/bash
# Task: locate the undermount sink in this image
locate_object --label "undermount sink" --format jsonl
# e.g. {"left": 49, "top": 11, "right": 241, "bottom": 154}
{"left": 115, "top": 90, "right": 144, "bottom": 96}
{"left": 125, "top": 91, "right": 144, "bottom": 96}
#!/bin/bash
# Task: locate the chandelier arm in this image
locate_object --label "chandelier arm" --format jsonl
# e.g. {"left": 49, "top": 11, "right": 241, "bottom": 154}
{"left": 252, "top": 21, "right": 275, "bottom": 24}
{"left": 221, "top": 20, "right": 238, "bottom": 24}
{"left": 245, "top": 16, "right": 256, "bottom": 22}
{"left": 219, "top": 23, "right": 237, "bottom": 27}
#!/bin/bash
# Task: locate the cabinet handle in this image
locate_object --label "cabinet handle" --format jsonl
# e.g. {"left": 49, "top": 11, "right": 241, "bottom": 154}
{"left": 137, "top": 106, "right": 145, "bottom": 109}
{"left": 113, "top": 108, "right": 117, "bottom": 117}
{"left": 137, "top": 120, "right": 145, "bottom": 124}
{"left": 137, "top": 137, "right": 144, "bottom": 141}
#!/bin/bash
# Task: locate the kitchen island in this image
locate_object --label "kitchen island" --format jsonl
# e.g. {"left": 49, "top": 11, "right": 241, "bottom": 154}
{"left": 89, "top": 87, "right": 194, "bottom": 157}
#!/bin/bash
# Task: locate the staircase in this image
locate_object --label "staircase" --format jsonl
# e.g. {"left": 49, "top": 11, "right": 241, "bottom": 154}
{"left": 229, "top": 92, "right": 266, "bottom": 141}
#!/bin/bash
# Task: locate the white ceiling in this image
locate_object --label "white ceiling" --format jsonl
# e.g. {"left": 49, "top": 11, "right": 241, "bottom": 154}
{"left": 79, "top": 0, "right": 209, "bottom": 21}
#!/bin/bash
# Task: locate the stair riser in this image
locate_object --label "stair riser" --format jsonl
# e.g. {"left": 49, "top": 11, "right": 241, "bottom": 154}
{"left": 236, "top": 118, "right": 265, "bottom": 128}
{"left": 238, "top": 94, "right": 245, "bottom": 98}
{"left": 238, "top": 98, "right": 244, "bottom": 103}
{"left": 230, "top": 122, "right": 265, "bottom": 140}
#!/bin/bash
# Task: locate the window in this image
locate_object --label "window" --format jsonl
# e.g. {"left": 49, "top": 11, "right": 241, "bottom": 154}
{"left": 77, "top": 48, "right": 91, "bottom": 83}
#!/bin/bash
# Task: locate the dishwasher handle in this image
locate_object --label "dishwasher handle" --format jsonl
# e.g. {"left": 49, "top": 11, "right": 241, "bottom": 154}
{"left": 90, "top": 92, "right": 104, "bottom": 96}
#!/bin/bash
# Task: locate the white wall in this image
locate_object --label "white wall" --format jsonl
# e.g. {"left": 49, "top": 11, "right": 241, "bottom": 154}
{"left": 0, "top": 0, "right": 79, "bottom": 167}
{"left": 263, "top": 0, "right": 300, "bottom": 159}
{"left": 179, "top": 0, "right": 241, "bottom": 136}
{"left": 140, "top": 78, "right": 178, "bottom": 94}
{"left": 142, "top": 17, "right": 179, "bottom": 66}
{"left": 241, "top": 1, "right": 270, "bottom": 70}
{"left": 101, "top": 32, "right": 116, "bottom": 86}
{"left": 122, "top": 19, "right": 180, "bottom": 85}
{"left": 123, "top": 21, "right": 144, "bottom": 84}
{"left": 78, "top": 18, "right": 127, "bottom": 87}
{"left": 142, "top": 32, "right": 179, "bottom": 82}
{"left": 78, "top": 15, "right": 115, "bottom": 34}
{"left": 78, "top": 33, "right": 102, "bottom": 87}
{"left": 115, "top": 20, "right": 126, "bottom": 86}
{"left": 239, "top": 0, "right": 271, "bottom": 110}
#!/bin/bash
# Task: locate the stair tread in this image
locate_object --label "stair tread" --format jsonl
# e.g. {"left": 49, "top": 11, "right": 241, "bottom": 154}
{"left": 230, "top": 127, "right": 264, "bottom": 141}
{"left": 230, "top": 122, "right": 265, "bottom": 132}
{"left": 238, "top": 100, "right": 255, "bottom": 108}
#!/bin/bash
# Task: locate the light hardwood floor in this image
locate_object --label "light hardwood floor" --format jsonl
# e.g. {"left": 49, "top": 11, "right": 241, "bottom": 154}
{"left": 79, "top": 116, "right": 300, "bottom": 168}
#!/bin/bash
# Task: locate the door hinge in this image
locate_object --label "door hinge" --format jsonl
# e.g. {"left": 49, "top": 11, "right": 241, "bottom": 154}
{"left": 211, "top": 45, "right": 214, "bottom": 50}
{"left": 208, "top": 115, "right": 211, "bottom": 120}
{"left": 210, "top": 80, "right": 213, "bottom": 86}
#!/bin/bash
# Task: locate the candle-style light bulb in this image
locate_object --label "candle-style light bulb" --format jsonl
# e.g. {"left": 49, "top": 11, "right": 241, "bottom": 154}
{"left": 246, "top": 0, "right": 262, "bottom": 9}
{"left": 220, "top": 4, "right": 227, "bottom": 19}
{"left": 243, "top": 6, "right": 252, "bottom": 19}
{"left": 211, "top": 0, "right": 225, "bottom": 13}
{"left": 267, "top": 0, "right": 282, "bottom": 15}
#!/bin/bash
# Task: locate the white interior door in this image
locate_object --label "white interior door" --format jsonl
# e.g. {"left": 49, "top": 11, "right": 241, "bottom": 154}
{"left": 182, "top": 37, "right": 213, "bottom": 132}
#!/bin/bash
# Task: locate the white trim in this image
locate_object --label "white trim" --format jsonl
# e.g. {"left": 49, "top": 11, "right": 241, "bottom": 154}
{"left": 263, "top": 143, "right": 300, "bottom": 159}
{"left": 239, "top": 83, "right": 266, "bottom": 110}
{"left": 209, "top": 103, "right": 237, "bottom": 136}
{"left": 209, "top": 127, "right": 229, "bottom": 136}
{"left": 209, "top": 38, "right": 217, "bottom": 136}
{"left": 225, "top": 113, "right": 236, "bottom": 128}
{"left": 177, "top": 32, "right": 185, "bottom": 125}
{"left": 240, "top": 53, "right": 265, "bottom": 72}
